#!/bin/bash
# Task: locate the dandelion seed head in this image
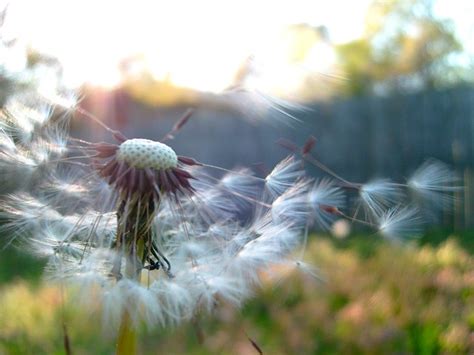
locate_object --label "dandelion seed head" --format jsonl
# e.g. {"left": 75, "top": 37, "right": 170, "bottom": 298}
{"left": 116, "top": 138, "right": 178, "bottom": 170}
{"left": 94, "top": 138, "right": 195, "bottom": 200}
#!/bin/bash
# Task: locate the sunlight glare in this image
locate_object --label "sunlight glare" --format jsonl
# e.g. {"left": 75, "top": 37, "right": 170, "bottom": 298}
{"left": 2, "top": 0, "right": 370, "bottom": 92}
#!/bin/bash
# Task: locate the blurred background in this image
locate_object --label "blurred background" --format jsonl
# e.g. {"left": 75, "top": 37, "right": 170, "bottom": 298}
{"left": 1, "top": 0, "right": 474, "bottom": 353}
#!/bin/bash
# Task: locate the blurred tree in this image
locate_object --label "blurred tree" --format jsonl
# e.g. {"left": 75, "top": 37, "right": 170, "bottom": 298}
{"left": 337, "top": 0, "right": 470, "bottom": 96}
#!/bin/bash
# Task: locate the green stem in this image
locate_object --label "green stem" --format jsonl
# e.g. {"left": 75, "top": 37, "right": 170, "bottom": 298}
{"left": 115, "top": 195, "right": 154, "bottom": 355}
{"left": 116, "top": 310, "right": 137, "bottom": 355}
{"left": 116, "top": 311, "right": 137, "bottom": 355}
{"left": 116, "top": 240, "right": 145, "bottom": 355}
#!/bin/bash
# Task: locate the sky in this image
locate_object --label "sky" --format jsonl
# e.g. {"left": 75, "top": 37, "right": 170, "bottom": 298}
{"left": 1, "top": 0, "right": 472, "bottom": 92}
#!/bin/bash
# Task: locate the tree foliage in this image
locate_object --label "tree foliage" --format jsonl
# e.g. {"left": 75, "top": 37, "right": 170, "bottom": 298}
{"left": 337, "top": 0, "right": 468, "bottom": 96}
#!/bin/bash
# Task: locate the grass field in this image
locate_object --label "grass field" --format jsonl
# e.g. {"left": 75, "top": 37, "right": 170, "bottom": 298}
{"left": 0, "top": 229, "right": 473, "bottom": 354}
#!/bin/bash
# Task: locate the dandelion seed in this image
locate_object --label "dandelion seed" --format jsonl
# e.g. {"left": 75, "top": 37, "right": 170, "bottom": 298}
{"left": 265, "top": 155, "right": 304, "bottom": 198}
{"left": 218, "top": 168, "right": 259, "bottom": 208}
{"left": 223, "top": 55, "right": 309, "bottom": 125}
{"left": 308, "top": 178, "right": 345, "bottom": 230}
{"left": 359, "top": 180, "right": 403, "bottom": 218}
{"left": 377, "top": 205, "right": 423, "bottom": 241}
{"left": 271, "top": 179, "right": 311, "bottom": 226}
{"left": 301, "top": 135, "right": 316, "bottom": 155}
{"left": 408, "top": 159, "right": 460, "bottom": 210}
{"left": 224, "top": 87, "right": 306, "bottom": 125}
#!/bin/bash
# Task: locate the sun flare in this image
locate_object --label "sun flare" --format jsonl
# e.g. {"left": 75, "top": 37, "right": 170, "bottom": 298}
{"left": 1, "top": 0, "right": 371, "bottom": 93}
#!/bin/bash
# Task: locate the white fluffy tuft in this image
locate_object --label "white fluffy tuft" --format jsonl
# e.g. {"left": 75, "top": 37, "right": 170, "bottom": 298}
{"left": 265, "top": 155, "right": 303, "bottom": 198}
{"left": 377, "top": 205, "right": 423, "bottom": 241}
{"left": 308, "top": 178, "right": 345, "bottom": 229}
{"left": 360, "top": 180, "right": 403, "bottom": 217}
{"left": 408, "top": 159, "right": 460, "bottom": 210}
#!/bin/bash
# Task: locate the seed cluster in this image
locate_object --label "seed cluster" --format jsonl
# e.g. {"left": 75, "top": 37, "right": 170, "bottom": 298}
{"left": 117, "top": 139, "right": 178, "bottom": 170}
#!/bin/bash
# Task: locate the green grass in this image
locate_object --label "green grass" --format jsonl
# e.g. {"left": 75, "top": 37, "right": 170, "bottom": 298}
{"left": 0, "top": 229, "right": 473, "bottom": 354}
{"left": 0, "top": 246, "right": 45, "bottom": 284}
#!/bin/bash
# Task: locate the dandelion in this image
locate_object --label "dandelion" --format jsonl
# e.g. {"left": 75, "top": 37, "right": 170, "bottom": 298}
{"left": 0, "top": 71, "right": 315, "bottom": 354}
